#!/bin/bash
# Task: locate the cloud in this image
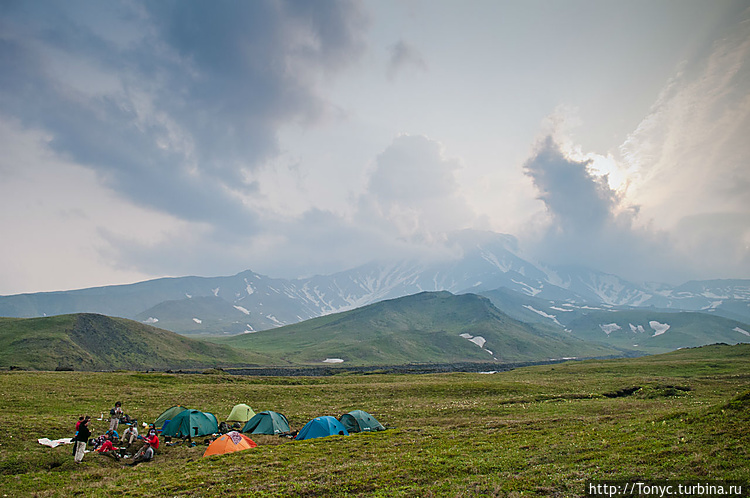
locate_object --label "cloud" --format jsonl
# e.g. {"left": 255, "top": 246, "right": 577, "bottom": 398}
{"left": 524, "top": 136, "right": 619, "bottom": 236}
{"left": 521, "top": 135, "right": 688, "bottom": 282}
{"left": 386, "top": 40, "right": 427, "bottom": 80}
{"left": 0, "top": 0, "right": 368, "bottom": 236}
{"left": 616, "top": 6, "right": 750, "bottom": 280}
{"left": 358, "top": 134, "right": 477, "bottom": 243}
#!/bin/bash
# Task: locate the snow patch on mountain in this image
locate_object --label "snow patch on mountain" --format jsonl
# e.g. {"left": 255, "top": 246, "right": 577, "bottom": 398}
{"left": 234, "top": 305, "right": 250, "bottom": 315}
{"left": 630, "top": 323, "right": 646, "bottom": 334}
{"left": 193, "top": 318, "right": 202, "bottom": 324}
{"left": 479, "top": 247, "right": 512, "bottom": 272}
{"left": 460, "top": 333, "right": 487, "bottom": 349}
{"left": 733, "top": 327, "right": 750, "bottom": 337}
{"left": 650, "top": 321, "right": 670, "bottom": 336}
{"left": 469, "top": 336, "right": 487, "bottom": 348}
{"left": 600, "top": 323, "right": 622, "bottom": 335}
{"left": 512, "top": 279, "right": 542, "bottom": 296}
{"left": 522, "top": 305, "right": 561, "bottom": 325}
{"left": 144, "top": 317, "right": 158, "bottom": 324}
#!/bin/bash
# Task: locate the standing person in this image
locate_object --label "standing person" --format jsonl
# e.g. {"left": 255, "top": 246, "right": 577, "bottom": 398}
{"left": 109, "top": 401, "right": 123, "bottom": 433}
{"left": 73, "top": 417, "right": 91, "bottom": 463}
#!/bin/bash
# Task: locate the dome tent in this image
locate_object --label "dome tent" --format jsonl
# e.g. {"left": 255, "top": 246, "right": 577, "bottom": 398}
{"left": 295, "top": 416, "right": 349, "bottom": 441}
{"left": 162, "top": 409, "right": 218, "bottom": 438}
{"left": 241, "top": 411, "right": 290, "bottom": 435}
{"left": 339, "top": 410, "right": 386, "bottom": 433}
{"left": 227, "top": 404, "right": 256, "bottom": 423}
{"left": 203, "top": 431, "right": 257, "bottom": 457}
{"left": 154, "top": 405, "right": 188, "bottom": 429}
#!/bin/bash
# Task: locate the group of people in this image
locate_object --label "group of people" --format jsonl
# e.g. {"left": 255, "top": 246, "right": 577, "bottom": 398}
{"left": 72, "top": 401, "right": 159, "bottom": 466}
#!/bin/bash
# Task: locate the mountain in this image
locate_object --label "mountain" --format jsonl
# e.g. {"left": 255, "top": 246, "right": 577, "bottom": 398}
{"left": 479, "top": 287, "right": 750, "bottom": 353}
{"left": 563, "top": 310, "right": 750, "bottom": 354}
{"left": 0, "top": 313, "right": 274, "bottom": 371}
{"left": 215, "top": 291, "right": 622, "bottom": 366}
{"left": 1, "top": 230, "right": 748, "bottom": 334}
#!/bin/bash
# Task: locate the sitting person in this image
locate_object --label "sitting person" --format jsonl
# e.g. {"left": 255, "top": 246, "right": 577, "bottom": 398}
{"left": 130, "top": 441, "right": 154, "bottom": 466}
{"left": 121, "top": 425, "right": 138, "bottom": 445}
{"left": 96, "top": 438, "right": 120, "bottom": 460}
{"left": 146, "top": 430, "right": 159, "bottom": 451}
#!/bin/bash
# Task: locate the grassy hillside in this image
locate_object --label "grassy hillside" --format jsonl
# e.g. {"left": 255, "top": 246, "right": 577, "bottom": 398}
{"left": 134, "top": 296, "right": 262, "bottom": 336}
{"left": 0, "top": 313, "right": 275, "bottom": 371}
{"left": 0, "top": 344, "right": 747, "bottom": 496}
{"left": 217, "top": 291, "right": 620, "bottom": 365}
{"left": 564, "top": 310, "right": 750, "bottom": 353}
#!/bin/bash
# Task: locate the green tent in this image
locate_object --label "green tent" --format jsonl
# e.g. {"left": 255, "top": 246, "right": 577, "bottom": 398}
{"left": 154, "top": 405, "right": 188, "bottom": 428}
{"left": 241, "top": 411, "right": 290, "bottom": 435}
{"left": 339, "top": 410, "right": 385, "bottom": 433}
{"left": 227, "top": 404, "right": 256, "bottom": 423}
{"left": 162, "top": 409, "right": 218, "bottom": 438}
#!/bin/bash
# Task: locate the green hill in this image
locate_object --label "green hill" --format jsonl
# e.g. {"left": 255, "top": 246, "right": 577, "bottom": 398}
{"left": 0, "top": 313, "right": 274, "bottom": 371}
{"left": 565, "top": 310, "right": 750, "bottom": 353}
{"left": 218, "top": 291, "right": 620, "bottom": 365}
{"left": 134, "top": 296, "right": 266, "bottom": 336}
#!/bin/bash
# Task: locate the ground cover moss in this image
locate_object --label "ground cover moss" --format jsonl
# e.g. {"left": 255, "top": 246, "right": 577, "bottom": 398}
{"left": 0, "top": 345, "right": 748, "bottom": 496}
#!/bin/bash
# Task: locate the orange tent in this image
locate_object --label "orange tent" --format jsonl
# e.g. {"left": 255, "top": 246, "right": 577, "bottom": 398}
{"left": 203, "top": 431, "right": 257, "bottom": 457}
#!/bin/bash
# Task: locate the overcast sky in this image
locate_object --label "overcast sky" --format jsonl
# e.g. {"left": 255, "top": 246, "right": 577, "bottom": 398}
{"left": 1, "top": 0, "right": 748, "bottom": 295}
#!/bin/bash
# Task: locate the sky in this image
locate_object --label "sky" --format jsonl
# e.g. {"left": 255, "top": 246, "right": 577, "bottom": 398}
{"left": 1, "top": 0, "right": 749, "bottom": 295}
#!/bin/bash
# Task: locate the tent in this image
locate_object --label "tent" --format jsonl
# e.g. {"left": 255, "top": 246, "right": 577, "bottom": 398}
{"left": 339, "top": 410, "right": 386, "bottom": 433}
{"left": 295, "top": 416, "right": 349, "bottom": 440}
{"left": 241, "top": 411, "right": 291, "bottom": 435}
{"left": 154, "top": 405, "right": 188, "bottom": 428}
{"left": 227, "top": 404, "right": 256, "bottom": 423}
{"left": 162, "top": 409, "right": 218, "bottom": 438}
{"left": 203, "top": 431, "right": 256, "bottom": 457}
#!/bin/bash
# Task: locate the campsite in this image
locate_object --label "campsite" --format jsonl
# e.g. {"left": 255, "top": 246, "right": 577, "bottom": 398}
{"left": 0, "top": 343, "right": 748, "bottom": 497}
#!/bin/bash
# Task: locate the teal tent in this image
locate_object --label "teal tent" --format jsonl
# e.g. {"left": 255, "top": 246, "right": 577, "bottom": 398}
{"left": 154, "top": 405, "right": 188, "bottom": 428}
{"left": 295, "top": 416, "right": 349, "bottom": 440}
{"left": 339, "top": 410, "right": 385, "bottom": 433}
{"left": 162, "top": 409, "right": 218, "bottom": 438}
{"left": 241, "top": 411, "right": 290, "bottom": 435}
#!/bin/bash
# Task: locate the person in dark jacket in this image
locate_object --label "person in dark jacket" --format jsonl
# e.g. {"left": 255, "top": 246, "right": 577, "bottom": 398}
{"left": 73, "top": 417, "right": 91, "bottom": 463}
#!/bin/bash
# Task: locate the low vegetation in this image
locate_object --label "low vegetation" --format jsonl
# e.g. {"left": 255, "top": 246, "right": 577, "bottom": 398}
{"left": 0, "top": 344, "right": 748, "bottom": 496}
{"left": 0, "top": 314, "right": 272, "bottom": 371}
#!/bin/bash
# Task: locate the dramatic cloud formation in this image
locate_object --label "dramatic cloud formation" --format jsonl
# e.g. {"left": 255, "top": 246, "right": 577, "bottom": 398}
{"left": 617, "top": 4, "right": 750, "bottom": 280}
{"left": 0, "top": 0, "right": 747, "bottom": 294}
{"left": 521, "top": 136, "right": 684, "bottom": 282}
{"left": 0, "top": 0, "right": 367, "bottom": 232}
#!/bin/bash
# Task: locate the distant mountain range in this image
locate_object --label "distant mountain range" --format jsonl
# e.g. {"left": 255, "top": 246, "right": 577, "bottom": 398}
{"left": 1, "top": 230, "right": 748, "bottom": 341}
{"left": 5, "top": 290, "right": 747, "bottom": 371}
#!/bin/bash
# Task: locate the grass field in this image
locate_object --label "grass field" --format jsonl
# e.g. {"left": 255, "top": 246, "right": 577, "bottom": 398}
{"left": 0, "top": 344, "right": 748, "bottom": 497}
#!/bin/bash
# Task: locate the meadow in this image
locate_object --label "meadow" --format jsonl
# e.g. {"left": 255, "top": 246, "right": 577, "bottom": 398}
{"left": 0, "top": 344, "right": 748, "bottom": 497}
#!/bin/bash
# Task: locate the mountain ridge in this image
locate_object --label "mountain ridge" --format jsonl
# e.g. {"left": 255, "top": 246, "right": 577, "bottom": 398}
{"left": 215, "top": 291, "right": 622, "bottom": 366}
{"left": 1, "top": 230, "right": 748, "bottom": 334}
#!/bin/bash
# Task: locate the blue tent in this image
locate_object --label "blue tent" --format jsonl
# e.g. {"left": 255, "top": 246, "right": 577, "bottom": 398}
{"left": 295, "top": 416, "right": 349, "bottom": 440}
{"left": 162, "top": 409, "right": 218, "bottom": 438}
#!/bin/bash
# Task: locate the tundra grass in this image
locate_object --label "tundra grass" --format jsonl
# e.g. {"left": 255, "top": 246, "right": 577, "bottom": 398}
{"left": 0, "top": 344, "right": 748, "bottom": 497}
